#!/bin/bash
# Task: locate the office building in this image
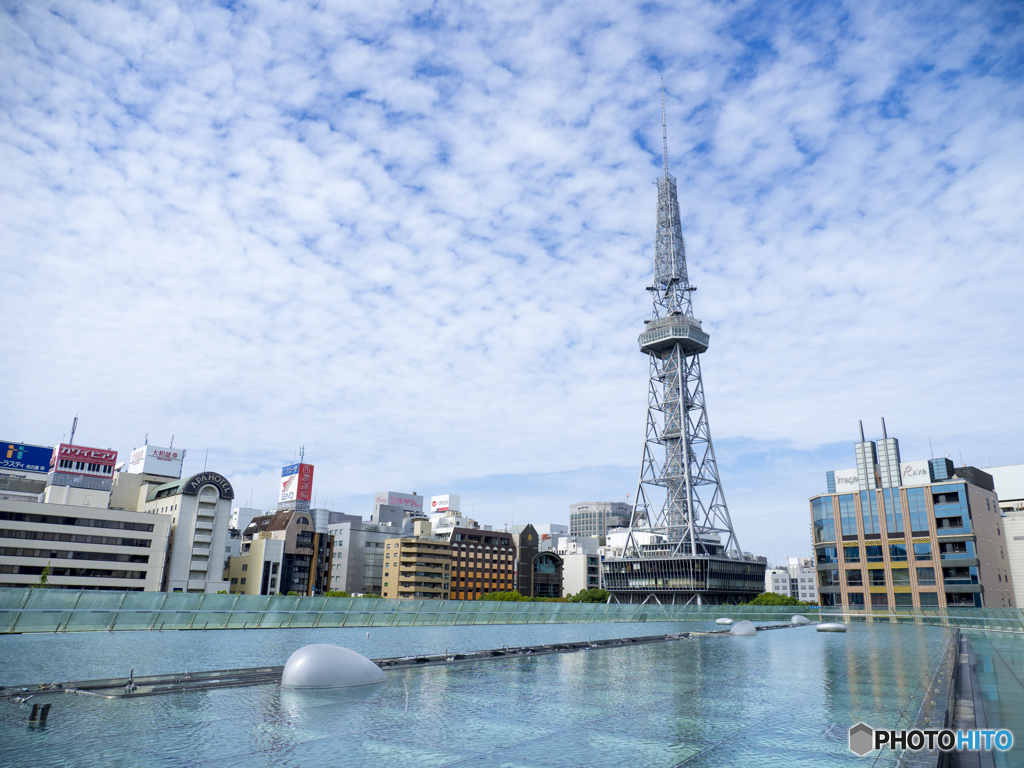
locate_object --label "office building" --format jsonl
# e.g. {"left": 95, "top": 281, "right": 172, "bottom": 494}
{"left": 236, "top": 507, "right": 333, "bottom": 596}
{"left": 370, "top": 490, "right": 425, "bottom": 529}
{"left": 764, "top": 557, "right": 817, "bottom": 602}
{"left": 382, "top": 531, "right": 451, "bottom": 599}
{"left": 0, "top": 497, "right": 170, "bottom": 591}
{"left": 569, "top": 502, "right": 631, "bottom": 539}
{"left": 512, "top": 524, "right": 563, "bottom": 599}
{"left": 811, "top": 421, "right": 1013, "bottom": 609}
{"left": 326, "top": 520, "right": 399, "bottom": 595}
{"left": 989, "top": 463, "right": 1024, "bottom": 605}
{"left": 438, "top": 526, "right": 515, "bottom": 600}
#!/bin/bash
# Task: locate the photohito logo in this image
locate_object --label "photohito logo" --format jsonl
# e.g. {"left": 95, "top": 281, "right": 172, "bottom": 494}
{"left": 848, "top": 723, "right": 1013, "bottom": 756}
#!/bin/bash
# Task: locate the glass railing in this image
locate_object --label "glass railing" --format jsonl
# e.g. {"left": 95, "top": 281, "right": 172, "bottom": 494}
{"left": 3, "top": 587, "right": 1024, "bottom": 633}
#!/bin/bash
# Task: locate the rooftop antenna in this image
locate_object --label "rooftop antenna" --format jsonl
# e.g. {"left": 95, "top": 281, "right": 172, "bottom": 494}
{"left": 858, "top": 420, "right": 865, "bottom": 442}
{"left": 68, "top": 415, "right": 78, "bottom": 446}
{"left": 299, "top": 446, "right": 305, "bottom": 464}
{"left": 204, "top": 448, "right": 209, "bottom": 471}
{"left": 959, "top": 450, "right": 964, "bottom": 467}
{"left": 881, "top": 417, "right": 888, "bottom": 440}
{"left": 169, "top": 435, "right": 174, "bottom": 450}
{"left": 145, "top": 433, "right": 148, "bottom": 446}
{"left": 661, "top": 78, "right": 669, "bottom": 176}
{"left": 929, "top": 437, "right": 934, "bottom": 459}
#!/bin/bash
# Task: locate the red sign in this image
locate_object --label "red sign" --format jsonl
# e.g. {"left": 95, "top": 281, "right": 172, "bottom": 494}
{"left": 51, "top": 443, "right": 118, "bottom": 475}
{"left": 297, "top": 463, "right": 314, "bottom": 502}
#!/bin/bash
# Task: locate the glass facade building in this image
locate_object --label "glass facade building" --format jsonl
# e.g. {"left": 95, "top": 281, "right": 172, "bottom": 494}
{"left": 811, "top": 428, "right": 1013, "bottom": 610}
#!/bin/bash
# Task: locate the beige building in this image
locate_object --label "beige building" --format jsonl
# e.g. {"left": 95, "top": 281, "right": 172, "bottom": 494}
{"left": 813, "top": 429, "right": 1014, "bottom": 610}
{"left": 228, "top": 535, "right": 284, "bottom": 595}
{"left": 0, "top": 497, "right": 170, "bottom": 591}
{"left": 382, "top": 535, "right": 451, "bottom": 599}
{"left": 233, "top": 509, "right": 333, "bottom": 596}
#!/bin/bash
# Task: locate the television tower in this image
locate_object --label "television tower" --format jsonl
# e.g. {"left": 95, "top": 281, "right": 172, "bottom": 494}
{"left": 604, "top": 88, "right": 764, "bottom": 604}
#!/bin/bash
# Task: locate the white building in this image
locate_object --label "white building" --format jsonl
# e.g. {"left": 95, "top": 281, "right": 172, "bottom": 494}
{"left": 763, "top": 556, "right": 817, "bottom": 602}
{"left": 569, "top": 502, "right": 631, "bottom": 539}
{"left": 230, "top": 506, "right": 261, "bottom": 535}
{"left": 144, "top": 472, "right": 234, "bottom": 593}
{"left": 327, "top": 521, "right": 400, "bottom": 595}
{"left": 990, "top": 464, "right": 1024, "bottom": 606}
{"left": 0, "top": 497, "right": 170, "bottom": 591}
{"left": 561, "top": 553, "right": 602, "bottom": 595}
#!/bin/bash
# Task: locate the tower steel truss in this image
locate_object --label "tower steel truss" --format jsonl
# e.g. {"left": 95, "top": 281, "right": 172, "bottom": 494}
{"left": 606, "top": 90, "right": 764, "bottom": 604}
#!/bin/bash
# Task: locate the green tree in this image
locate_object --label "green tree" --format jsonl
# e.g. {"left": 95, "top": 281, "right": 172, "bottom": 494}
{"left": 742, "top": 592, "right": 817, "bottom": 607}
{"left": 35, "top": 562, "right": 51, "bottom": 589}
{"left": 326, "top": 590, "right": 350, "bottom": 597}
{"left": 568, "top": 588, "right": 610, "bottom": 603}
{"left": 286, "top": 591, "right": 300, "bottom": 596}
{"left": 216, "top": 590, "right": 228, "bottom": 594}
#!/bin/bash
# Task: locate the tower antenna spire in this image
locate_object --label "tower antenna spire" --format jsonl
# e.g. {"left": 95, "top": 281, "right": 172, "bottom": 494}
{"left": 661, "top": 79, "right": 669, "bottom": 175}
{"left": 603, "top": 94, "right": 764, "bottom": 606}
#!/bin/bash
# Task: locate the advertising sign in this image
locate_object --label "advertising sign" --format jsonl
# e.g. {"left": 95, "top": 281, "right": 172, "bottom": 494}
{"left": 833, "top": 469, "right": 860, "bottom": 494}
{"left": 900, "top": 461, "right": 931, "bottom": 487}
{"left": 374, "top": 491, "right": 423, "bottom": 512}
{"left": 430, "top": 494, "right": 461, "bottom": 514}
{"left": 51, "top": 444, "right": 118, "bottom": 476}
{"left": 0, "top": 442, "right": 53, "bottom": 476}
{"left": 281, "top": 463, "right": 314, "bottom": 503}
{"left": 127, "top": 445, "right": 184, "bottom": 478}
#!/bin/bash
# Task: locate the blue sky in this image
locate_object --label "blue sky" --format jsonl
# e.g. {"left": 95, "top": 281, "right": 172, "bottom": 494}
{"left": 2, "top": 0, "right": 1022, "bottom": 564}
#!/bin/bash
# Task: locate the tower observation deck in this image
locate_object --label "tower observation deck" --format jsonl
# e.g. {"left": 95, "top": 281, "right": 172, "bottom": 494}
{"left": 602, "top": 90, "right": 766, "bottom": 605}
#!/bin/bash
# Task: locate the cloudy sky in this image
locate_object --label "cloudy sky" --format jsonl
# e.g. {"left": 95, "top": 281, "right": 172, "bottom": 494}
{"left": 3, "top": 0, "right": 1022, "bottom": 564}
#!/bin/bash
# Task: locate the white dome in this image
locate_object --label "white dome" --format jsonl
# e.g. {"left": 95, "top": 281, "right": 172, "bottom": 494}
{"left": 791, "top": 615, "right": 811, "bottom": 625}
{"left": 715, "top": 617, "right": 734, "bottom": 625}
{"left": 281, "top": 644, "right": 387, "bottom": 689}
{"left": 729, "top": 620, "right": 757, "bottom": 636}
{"left": 817, "top": 622, "right": 848, "bottom": 633}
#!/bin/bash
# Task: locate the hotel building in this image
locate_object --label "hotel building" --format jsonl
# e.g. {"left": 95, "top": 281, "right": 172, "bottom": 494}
{"left": 811, "top": 422, "right": 1013, "bottom": 609}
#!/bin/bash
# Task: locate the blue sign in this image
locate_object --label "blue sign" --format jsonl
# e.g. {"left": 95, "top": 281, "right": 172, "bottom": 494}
{"left": 0, "top": 442, "right": 53, "bottom": 474}
{"left": 281, "top": 463, "right": 299, "bottom": 478}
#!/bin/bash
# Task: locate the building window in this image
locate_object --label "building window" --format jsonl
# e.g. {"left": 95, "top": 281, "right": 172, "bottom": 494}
{"left": 891, "top": 569, "right": 911, "bottom": 587}
{"left": 241, "top": 564, "right": 247, "bottom": 571}
{"left": 906, "top": 487, "right": 928, "bottom": 532}
{"left": 240, "top": 578, "right": 246, "bottom": 585}
{"left": 882, "top": 489, "right": 903, "bottom": 534}
{"left": 870, "top": 593, "right": 888, "bottom": 608}
{"left": 812, "top": 497, "right": 836, "bottom": 543}
{"left": 913, "top": 543, "right": 932, "bottom": 561}
{"left": 843, "top": 546, "right": 860, "bottom": 563}
{"left": 868, "top": 569, "right": 886, "bottom": 587}
{"left": 916, "top": 567, "right": 936, "bottom": 585}
{"left": 865, "top": 545, "right": 884, "bottom": 563}
{"left": 838, "top": 495, "right": 857, "bottom": 536}
{"left": 860, "top": 491, "right": 881, "bottom": 536}
{"left": 889, "top": 543, "right": 908, "bottom": 562}
{"left": 846, "top": 569, "right": 863, "bottom": 587}
{"left": 919, "top": 592, "right": 939, "bottom": 607}
{"left": 847, "top": 592, "right": 865, "bottom": 607}
{"left": 893, "top": 593, "right": 914, "bottom": 607}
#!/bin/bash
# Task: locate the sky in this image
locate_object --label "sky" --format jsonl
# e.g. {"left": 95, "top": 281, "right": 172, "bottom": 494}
{"left": 2, "top": 0, "right": 1022, "bottom": 565}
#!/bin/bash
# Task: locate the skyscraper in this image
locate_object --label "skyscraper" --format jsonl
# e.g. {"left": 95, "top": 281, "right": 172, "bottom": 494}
{"left": 603, "top": 91, "right": 765, "bottom": 604}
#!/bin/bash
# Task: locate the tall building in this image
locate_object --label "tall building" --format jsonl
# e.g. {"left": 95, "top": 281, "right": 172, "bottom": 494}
{"left": 602, "top": 95, "right": 765, "bottom": 604}
{"left": 236, "top": 508, "right": 333, "bottom": 596}
{"left": 437, "top": 526, "right": 515, "bottom": 600}
{"left": 326, "top": 520, "right": 398, "bottom": 595}
{"left": 569, "top": 502, "right": 631, "bottom": 539}
{"left": 382, "top": 530, "right": 451, "bottom": 600}
{"left": 811, "top": 422, "right": 1013, "bottom": 609}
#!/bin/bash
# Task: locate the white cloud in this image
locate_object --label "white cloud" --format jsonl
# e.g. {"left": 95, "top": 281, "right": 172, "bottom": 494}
{"left": 1, "top": 0, "right": 1021, "bottom": 560}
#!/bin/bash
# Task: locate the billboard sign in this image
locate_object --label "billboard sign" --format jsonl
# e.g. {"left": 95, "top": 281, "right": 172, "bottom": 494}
{"left": 281, "top": 463, "right": 314, "bottom": 502}
{"left": 430, "top": 494, "right": 461, "bottom": 514}
{"left": 374, "top": 491, "right": 423, "bottom": 512}
{"left": 900, "top": 461, "right": 931, "bottom": 487}
{"left": 128, "top": 445, "right": 184, "bottom": 478}
{"left": 1, "top": 442, "right": 53, "bottom": 476}
{"left": 51, "top": 444, "right": 118, "bottom": 476}
{"left": 833, "top": 469, "right": 860, "bottom": 494}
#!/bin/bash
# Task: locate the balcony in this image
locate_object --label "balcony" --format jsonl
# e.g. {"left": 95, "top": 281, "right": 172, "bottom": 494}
{"left": 195, "top": 520, "right": 214, "bottom": 532}
{"left": 193, "top": 534, "right": 212, "bottom": 545}
{"left": 189, "top": 560, "right": 209, "bottom": 571}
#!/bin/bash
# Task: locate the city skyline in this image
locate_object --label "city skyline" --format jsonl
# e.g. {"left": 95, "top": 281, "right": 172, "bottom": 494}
{"left": 2, "top": 2, "right": 1021, "bottom": 567}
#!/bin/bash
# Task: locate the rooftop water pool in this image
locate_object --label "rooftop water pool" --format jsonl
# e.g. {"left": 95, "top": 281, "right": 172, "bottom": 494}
{"left": 0, "top": 620, "right": 965, "bottom": 767}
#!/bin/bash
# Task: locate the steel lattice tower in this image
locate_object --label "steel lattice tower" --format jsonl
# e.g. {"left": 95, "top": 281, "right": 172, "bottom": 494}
{"left": 605, "top": 90, "right": 764, "bottom": 604}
